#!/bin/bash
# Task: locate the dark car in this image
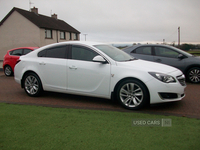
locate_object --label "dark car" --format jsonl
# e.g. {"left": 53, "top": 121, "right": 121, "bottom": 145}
{"left": 3, "top": 47, "right": 38, "bottom": 76}
{"left": 123, "top": 44, "right": 200, "bottom": 83}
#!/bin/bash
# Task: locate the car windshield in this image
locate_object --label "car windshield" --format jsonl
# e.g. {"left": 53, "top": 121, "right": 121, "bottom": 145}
{"left": 94, "top": 45, "right": 135, "bottom": 61}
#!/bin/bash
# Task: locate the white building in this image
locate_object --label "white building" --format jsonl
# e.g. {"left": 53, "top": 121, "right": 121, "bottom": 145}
{"left": 0, "top": 7, "right": 80, "bottom": 60}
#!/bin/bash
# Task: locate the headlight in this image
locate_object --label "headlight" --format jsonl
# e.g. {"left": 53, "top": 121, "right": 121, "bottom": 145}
{"left": 149, "top": 72, "right": 176, "bottom": 83}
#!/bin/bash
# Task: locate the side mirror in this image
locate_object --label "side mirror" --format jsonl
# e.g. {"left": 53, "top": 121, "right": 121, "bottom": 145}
{"left": 177, "top": 54, "right": 185, "bottom": 60}
{"left": 93, "top": 55, "right": 107, "bottom": 63}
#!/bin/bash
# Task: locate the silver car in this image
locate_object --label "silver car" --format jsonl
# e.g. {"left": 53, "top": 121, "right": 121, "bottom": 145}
{"left": 123, "top": 44, "right": 200, "bottom": 83}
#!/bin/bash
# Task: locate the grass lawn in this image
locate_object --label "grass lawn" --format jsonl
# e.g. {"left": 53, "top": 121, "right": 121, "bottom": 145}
{"left": 188, "top": 50, "right": 200, "bottom": 56}
{"left": 0, "top": 103, "right": 200, "bottom": 150}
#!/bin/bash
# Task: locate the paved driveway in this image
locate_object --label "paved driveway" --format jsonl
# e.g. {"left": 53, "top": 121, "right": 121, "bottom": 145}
{"left": 0, "top": 70, "right": 200, "bottom": 119}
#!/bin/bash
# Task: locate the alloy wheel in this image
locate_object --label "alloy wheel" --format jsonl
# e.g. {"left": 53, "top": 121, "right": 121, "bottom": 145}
{"left": 4, "top": 66, "right": 13, "bottom": 76}
{"left": 119, "top": 82, "right": 144, "bottom": 108}
{"left": 25, "top": 75, "right": 39, "bottom": 95}
{"left": 188, "top": 68, "right": 200, "bottom": 83}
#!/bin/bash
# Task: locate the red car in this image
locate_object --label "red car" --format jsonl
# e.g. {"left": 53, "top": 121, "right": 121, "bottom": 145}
{"left": 3, "top": 47, "right": 38, "bottom": 76}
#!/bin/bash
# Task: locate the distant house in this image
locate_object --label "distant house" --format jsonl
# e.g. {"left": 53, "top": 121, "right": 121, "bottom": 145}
{"left": 0, "top": 7, "right": 80, "bottom": 59}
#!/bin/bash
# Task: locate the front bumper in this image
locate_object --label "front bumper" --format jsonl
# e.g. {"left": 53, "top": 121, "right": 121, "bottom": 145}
{"left": 146, "top": 73, "right": 186, "bottom": 104}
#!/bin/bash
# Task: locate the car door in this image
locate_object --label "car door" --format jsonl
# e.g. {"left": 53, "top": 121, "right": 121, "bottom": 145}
{"left": 153, "top": 46, "right": 185, "bottom": 71}
{"left": 67, "top": 45, "right": 111, "bottom": 97}
{"left": 130, "top": 46, "right": 154, "bottom": 61}
{"left": 37, "top": 45, "right": 68, "bottom": 91}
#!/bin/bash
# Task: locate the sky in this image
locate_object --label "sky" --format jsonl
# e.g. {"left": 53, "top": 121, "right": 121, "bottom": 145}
{"left": 0, "top": 0, "right": 200, "bottom": 45}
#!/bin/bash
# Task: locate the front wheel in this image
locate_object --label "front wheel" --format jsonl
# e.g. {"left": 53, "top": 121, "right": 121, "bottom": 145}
{"left": 23, "top": 73, "right": 43, "bottom": 97}
{"left": 187, "top": 67, "right": 200, "bottom": 83}
{"left": 116, "top": 79, "right": 149, "bottom": 110}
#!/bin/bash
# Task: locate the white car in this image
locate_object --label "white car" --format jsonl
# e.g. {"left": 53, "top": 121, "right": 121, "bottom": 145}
{"left": 14, "top": 41, "right": 186, "bottom": 110}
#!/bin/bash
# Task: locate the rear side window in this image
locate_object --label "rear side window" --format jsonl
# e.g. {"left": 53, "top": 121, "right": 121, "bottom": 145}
{"left": 38, "top": 50, "right": 46, "bottom": 57}
{"left": 10, "top": 49, "right": 23, "bottom": 56}
{"left": 38, "top": 46, "right": 67, "bottom": 59}
{"left": 24, "top": 49, "right": 32, "bottom": 55}
{"left": 132, "top": 47, "right": 152, "bottom": 55}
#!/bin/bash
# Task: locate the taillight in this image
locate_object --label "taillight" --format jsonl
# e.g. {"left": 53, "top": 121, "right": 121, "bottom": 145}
{"left": 16, "top": 59, "right": 21, "bottom": 65}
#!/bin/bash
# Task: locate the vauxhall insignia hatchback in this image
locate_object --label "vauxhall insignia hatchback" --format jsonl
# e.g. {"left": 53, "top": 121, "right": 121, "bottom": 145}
{"left": 14, "top": 41, "right": 186, "bottom": 110}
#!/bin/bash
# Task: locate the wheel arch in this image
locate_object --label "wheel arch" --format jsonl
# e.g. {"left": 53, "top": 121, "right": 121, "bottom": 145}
{"left": 184, "top": 65, "right": 200, "bottom": 75}
{"left": 112, "top": 77, "right": 150, "bottom": 104}
{"left": 21, "top": 70, "right": 42, "bottom": 89}
{"left": 3, "top": 64, "right": 11, "bottom": 69}
{"left": 184, "top": 65, "right": 200, "bottom": 83}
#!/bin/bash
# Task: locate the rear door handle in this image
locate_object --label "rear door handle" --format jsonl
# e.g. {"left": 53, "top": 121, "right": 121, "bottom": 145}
{"left": 69, "top": 66, "right": 77, "bottom": 70}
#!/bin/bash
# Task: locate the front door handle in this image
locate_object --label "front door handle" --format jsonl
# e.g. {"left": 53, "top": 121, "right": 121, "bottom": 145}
{"left": 39, "top": 62, "right": 46, "bottom": 65}
{"left": 155, "top": 59, "right": 161, "bottom": 62}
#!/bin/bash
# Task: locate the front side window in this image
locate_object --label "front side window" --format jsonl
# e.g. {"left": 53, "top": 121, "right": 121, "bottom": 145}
{"left": 71, "top": 46, "right": 98, "bottom": 61}
{"left": 38, "top": 46, "right": 67, "bottom": 59}
{"left": 133, "top": 47, "right": 152, "bottom": 55}
{"left": 154, "top": 47, "right": 179, "bottom": 58}
{"left": 45, "top": 29, "right": 52, "bottom": 39}
{"left": 60, "top": 31, "right": 65, "bottom": 40}
{"left": 10, "top": 49, "right": 23, "bottom": 56}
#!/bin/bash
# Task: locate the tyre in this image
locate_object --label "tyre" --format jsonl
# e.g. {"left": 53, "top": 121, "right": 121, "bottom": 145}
{"left": 187, "top": 67, "right": 200, "bottom": 83}
{"left": 4, "top": 65, "right": 13, "bottom": 76}
{"left": 23, "top": 73, "right": 43, "bottom": 97}
{"left": 116, "top": 79, "right": 149, "bottom": 110}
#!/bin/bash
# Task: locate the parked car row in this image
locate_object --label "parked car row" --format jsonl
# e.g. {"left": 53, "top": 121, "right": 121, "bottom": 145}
{"left": 13, "top": 41, "right": 186, "bottom": 110}
{"left": 123, "top": 44, "right": 200, "bottom": 83}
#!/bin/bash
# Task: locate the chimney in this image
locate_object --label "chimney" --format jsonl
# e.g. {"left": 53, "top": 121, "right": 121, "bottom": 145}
{"left": 51, "top": 13, "right": 57, "bottom": 19}
{"left": 31, "top": 7, "right": 38, "bottom": 14}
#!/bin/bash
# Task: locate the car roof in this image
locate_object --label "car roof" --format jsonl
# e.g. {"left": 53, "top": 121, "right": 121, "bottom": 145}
{"left": 123, "top": 44, "right": 174, "bottom": 53}
{"left": 57, "top": 41, "right": 104, "bottom": 47}
{"left": 34, "top": 41, "right": 105, "bottom": 51}
{"left": 7, "top": 47, "right": 39, "bottom": 52}
{"left": 24, "top": 41, "right": 107, "bottom": 56}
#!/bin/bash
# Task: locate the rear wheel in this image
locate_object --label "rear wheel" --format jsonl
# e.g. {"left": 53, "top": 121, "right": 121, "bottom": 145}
{"left": 116, "top": 79, "right": 149, "bottom": 110}
{"left": 23, "top": 73, "right": 43, "bottom": 97}
{"left": 4, "top": 65, "right": 13, "bottom": 76}
{"left": 187, "top": 67, "right": 200, "bottom": 83}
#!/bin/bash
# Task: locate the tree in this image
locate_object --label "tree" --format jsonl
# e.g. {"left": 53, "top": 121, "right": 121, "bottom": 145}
{"left": 180, "top": 44, "right": 195, "bottom": 51}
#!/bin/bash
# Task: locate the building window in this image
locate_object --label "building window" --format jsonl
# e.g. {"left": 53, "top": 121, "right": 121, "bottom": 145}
{"left": 74, "top": 33, "right": 78, "bottom": 40}
{"left": 60, "top": 31, "right": 65, "bottom": 40}
{"left": 69, "top": 32, "right": 72, "bottom": 40}
{"left": 45, "top": 29, "right": 52, "bottom": 39}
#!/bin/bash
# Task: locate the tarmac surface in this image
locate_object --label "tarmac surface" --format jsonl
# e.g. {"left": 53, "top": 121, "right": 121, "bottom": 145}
{"left": 0, "top": 70, "right": 200, "bottom": 119}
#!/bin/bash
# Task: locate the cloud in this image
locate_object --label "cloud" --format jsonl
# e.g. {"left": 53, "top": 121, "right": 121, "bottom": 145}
{"left": 0, "top": 0, "right": 200, "bottom": 44}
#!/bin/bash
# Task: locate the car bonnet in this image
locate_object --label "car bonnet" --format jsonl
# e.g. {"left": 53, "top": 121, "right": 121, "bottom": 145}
{"left": 117, "top": 59, "right": 181, "bottom": 74}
